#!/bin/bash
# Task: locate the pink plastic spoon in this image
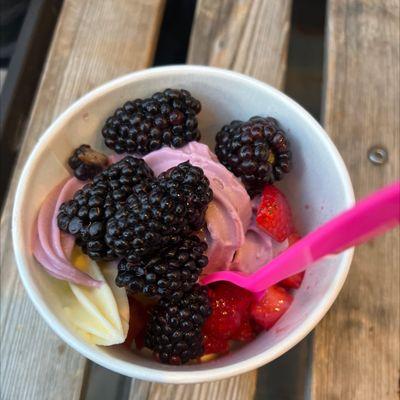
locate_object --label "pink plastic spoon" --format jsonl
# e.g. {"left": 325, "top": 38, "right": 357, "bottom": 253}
{"left": 201, "top": 182, "right": 400, "bottom": 293}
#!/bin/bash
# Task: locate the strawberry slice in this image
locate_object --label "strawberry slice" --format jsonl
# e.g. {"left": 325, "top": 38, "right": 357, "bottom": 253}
{"left": 287, "top": 232, "right": 301, "bottom": 246}
{"left": 203, "top": 333, "right": 230, "bottom": 354}
{"left": 231, "top": 319, "right": 256, "bottom": 342}
{"left": 203, "top": 283, "right": 253, "bottom": 340}
{"left": 280, "top": 271, "right": 305, "bottom": 289}
{"left": 250, "top": 285, "right": 293, "bottom": 329}
{"left": 280, "top": 232, "right": 305, "bottom": 289}
{"left": 211, "top": 282, "right": 253, "bottom": 314}
{"left": 256, "top": 185, "right": 295, "bottom": 242}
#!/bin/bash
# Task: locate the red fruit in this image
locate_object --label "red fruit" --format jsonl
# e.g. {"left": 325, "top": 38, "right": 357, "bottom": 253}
{"left": 280, "top": 271, "right": 305, "bottom": 289}
{"left": 212, "top": 282, "right": 253, "bottom": 314}
{"left": 203, "top": 303, "right": 241, "bottom": 340}
{"left": 280, "top": 232, "right": 304, "bottom": 288}
{"left": 256, "top": 185, "right": 295, "bottom": 242}
{"left": 203, "top": 283, "right": 253, "bottom": 340}
{"left": 288, "top": 232, "right": 301, "bottom": 246}
{"left": 231, "top": 319, "right": 256, "bottom": 342}
{"left": 203, "top": 334, "right": 230, "bottom": 354}
{"left": 250, "top": 285, "right": 293, "bottom": 330}
{"left": 124, "top": 297, "right": 149, "bottom": 350}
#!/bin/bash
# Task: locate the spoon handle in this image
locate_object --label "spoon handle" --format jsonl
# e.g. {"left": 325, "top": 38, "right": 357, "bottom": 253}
{"left": 249, "top": 182, "right": 400, "bottom": 292}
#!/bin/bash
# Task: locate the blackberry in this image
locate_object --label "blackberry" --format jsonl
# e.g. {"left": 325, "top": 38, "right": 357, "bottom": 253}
{"left": 105, "top": 184, "right": 190, "bottom": 262}
{"left": 215, "top": 116, "right": 292, "bottom": 196}
{"left": 158, "top": 162, "right": 213, "bottom": 230}
{"left": 102, "top": 89, "right": 201, "bottom": 155}
{"left": 105, "top": 162, "right": 213, "bottom": 263}
{"left": 57, "top": 156, "right": 154, "bottom": 260}
{"left": 116, "top": 236, "right": 208, "bottom": 301}
{"left": 68, "top": 145, "right": 108, "bottom": 181}
{"left": 144, "top": 284, "right": 211, "bottom": 364}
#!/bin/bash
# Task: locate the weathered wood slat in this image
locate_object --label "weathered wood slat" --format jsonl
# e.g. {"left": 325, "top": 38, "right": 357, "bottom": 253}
{"left": 0, "top": 1, "right": 165, "bottom": 399}
{"left": 187, "top": 0, "right": 292, "bottom": 88}
{"left": 310, "top": 0, "right": 400, "bottom": 399}
{"left": 129, "top": 1, "right": 292, "bottom": 399}
{"left": 130, "top": 374, "right": 257, "bottom": 400}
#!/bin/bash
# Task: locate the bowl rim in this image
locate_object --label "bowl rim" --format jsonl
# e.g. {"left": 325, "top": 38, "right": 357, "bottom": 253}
{"left": 12, "top": 65, "right": 355, "bottom": 384}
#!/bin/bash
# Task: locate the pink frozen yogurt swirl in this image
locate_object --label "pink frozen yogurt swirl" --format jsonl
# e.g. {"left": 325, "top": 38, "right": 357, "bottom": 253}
{"left": 32, "top": 178, "right": 102, "bottom": 287}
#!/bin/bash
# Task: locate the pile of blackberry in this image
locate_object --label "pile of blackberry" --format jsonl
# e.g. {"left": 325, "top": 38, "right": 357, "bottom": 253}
{"left": 215, "top": 116, "right": 292, "bottom": 196}
{"left": 144, "top": 285, "right": 211, "bottom": 364}
{"left": 105, "top": 162, "right": 212, "bottom": 263}
{"left": 105, "top": 183, "right": 190, "bottom": 263}
{"left": 116, "top": 236, "right": 208, "bottom": 302}
{"left": 57, "top": 156, "right": 154, "bottom": 260}
{"left": 56, "top": 89, "right": 297, "bottom": 365}
{"left": 102, "top": 89, "right": 201, "bottom": 155}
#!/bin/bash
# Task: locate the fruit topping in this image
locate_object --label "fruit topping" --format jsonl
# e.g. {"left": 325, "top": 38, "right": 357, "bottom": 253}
{"left": 158, "top": 161, "right": 213, "bottom": 231}
{"left": 102, "top": 89, "right": 201, "bottom": 155}
{"left": 231, "top": 319, "right": 256, "bottom": 342}
{"left": 215, "top": 116, "right": 292, "bottom": 196}
{"left": 203, "top": 333, "right": 230, "bottom": 355}
{"left": 250, "top": 285, "right": 293, "bottom": 330}
{"left": 105, "top": 162, "right": 212, "bottom": 263}
{"left": 279, "top": 232, "right": 304, "bottom": 288}
{"left": 57, "top": 156, "right": 154, "bottom": 260}
{"left": 124, "top": 296, "right": 150, "bottom": 350}
{"left": 280, "top": 272, "right": 305, "bottom": 289}
{"left": 144, "top": 284, "right": 211, "bottom": 364}
{"left": 68, "top": 144, "right": 108, "bottom": 181}
{"left": 116, "top": 236, "right": 208, "bottom": 302}
{"left": 256, "top": 185, "right": 294, "bottom": 242}
{"left": 203, "top": 282, "right": 253, "bottom": 340}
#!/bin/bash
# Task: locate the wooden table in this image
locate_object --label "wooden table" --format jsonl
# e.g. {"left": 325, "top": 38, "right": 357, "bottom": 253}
{"left": 1, "top": 1, "right": 399, "bottom": 399}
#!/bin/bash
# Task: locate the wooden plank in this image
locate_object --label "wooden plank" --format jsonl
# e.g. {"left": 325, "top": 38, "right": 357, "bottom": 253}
{"left": 310, "top": 0, "right": 400, "bottom": 399}
{"left": 187, "top": 0, "right": 292, "bottom": 88}
{"left": 130, "top": 375, "right": 257, "bottom": 400}
{"left": 0, "top": 1, "right": 165, "bottom": 399}
{"left": 129, "top": 1, "right": 292, "bottom": 399}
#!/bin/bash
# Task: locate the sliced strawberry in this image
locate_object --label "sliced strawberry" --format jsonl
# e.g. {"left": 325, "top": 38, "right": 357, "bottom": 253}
{"left": 203, "top": 305, "right": 241, "bottom": 340}
{"left": 250, "top": 285, "right": 293, "bottom": 330}
{"left": 251, "top": 318, "right": 264, "bottom": 335}
{"left": 231, "top": 319, "right": 256, "bottom": 342}
{"left": 280, "top": 232, "right": 305, "bottom": 288}
{"left": 288, "top": 232, "right": 301, "bottom": 246}
{"left": 280, "top": 271, "right": 305, "bottom": 289}
{"left": 211, "top": 282, "right": 253, "bottom": 314}
{"left": 203, "top": 283, "right": 253, "bottom": 340}
{"left": 124, "top": 296, "right": 149, "bottom": 350}
{"left": 203, "top": 334, "right": 230, "bottom": 354}
{"left": 256, "top": 185, "right": 295, "bottom": 242}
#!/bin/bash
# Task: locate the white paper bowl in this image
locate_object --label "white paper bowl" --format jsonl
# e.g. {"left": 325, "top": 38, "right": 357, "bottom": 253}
{"left": 13, "top": 65, "right": 354, "bottom": 383}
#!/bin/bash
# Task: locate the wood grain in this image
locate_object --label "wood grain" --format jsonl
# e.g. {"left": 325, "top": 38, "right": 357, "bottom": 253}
{"left": 310, "top": 0, "right": 400, "bottom": 399}
{"left": 0, "top": 1, "right": 165, "bottom": 399}
{"left": 187, "top": 0, "right": 292, "bottom": 89}
{"left": 129, "top": 1, "right": 292, "bottom": 399}
{"left": 130, "top": 374, "right": 257, "bottom": 400}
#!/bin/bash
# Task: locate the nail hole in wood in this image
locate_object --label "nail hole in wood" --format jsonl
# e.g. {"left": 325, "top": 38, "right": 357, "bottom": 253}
{"left": 368, "top": 146, "right": 388, "bottom": 165}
